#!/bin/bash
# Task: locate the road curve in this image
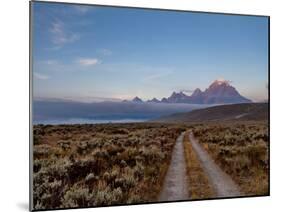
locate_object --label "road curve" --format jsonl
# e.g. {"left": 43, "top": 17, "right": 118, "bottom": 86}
{"left": 189, "top": 131, "right": 241, "bottom": 198}
{"left": 158, "top": 132, "right": 189, "bottom": 201}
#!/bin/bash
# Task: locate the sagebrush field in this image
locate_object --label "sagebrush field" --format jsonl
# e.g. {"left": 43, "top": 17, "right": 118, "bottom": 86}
{"left": 33, "top": 120, "right": 269, "bottom": 209}
{"left": 192, "top": 121, "right": 269, "bottom": 195}
{"left": 33, "top": 123, "right": 184, "bottom": 209}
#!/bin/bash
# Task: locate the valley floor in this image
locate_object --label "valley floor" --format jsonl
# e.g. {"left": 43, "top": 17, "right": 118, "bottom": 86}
{"left": 32, "top": 121, "right": 268, "bottom": 210}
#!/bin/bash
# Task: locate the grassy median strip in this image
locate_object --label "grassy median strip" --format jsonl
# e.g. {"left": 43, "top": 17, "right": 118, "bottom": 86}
{"left": 183, "top": 131, "right": 215, "bottom": 199}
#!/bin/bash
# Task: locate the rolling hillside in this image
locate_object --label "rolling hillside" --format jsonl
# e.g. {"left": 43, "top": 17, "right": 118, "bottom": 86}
{"left": 152, "top": 103, "right": 268, "bottom": 123}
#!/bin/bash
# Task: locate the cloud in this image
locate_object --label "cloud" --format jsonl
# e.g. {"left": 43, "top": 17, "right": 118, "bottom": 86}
{"left": 143, "top": 70, "right": 173, "bottom": 82}
{"left": 77, "top": 58, "right": 101, "bottom": 66}
{"left": 172, "top": 86, "right": 196, "bottom": 94}
{"left": 34, "top": 72, "right": 50, "bottom": 80}
{"left": 215, "top": 77, "right": 232, "bottom": 84}
{"left": 98, "top": 48, "right": 112, "bottom": 56}
{"left": 180, "top": 89, "right": 194, "bottom": 93}
{"left": 49, "top": 20, "right": 79, "bottom": 47}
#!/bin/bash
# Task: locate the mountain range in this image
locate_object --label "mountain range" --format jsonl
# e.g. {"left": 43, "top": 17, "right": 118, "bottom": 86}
{"left": 129, "top": 79, "right": 252, "bottom": 104}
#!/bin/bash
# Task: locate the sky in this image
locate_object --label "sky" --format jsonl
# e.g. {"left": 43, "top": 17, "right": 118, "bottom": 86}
{"left": 32, "top": 2, "right": 269, "bottom": 102}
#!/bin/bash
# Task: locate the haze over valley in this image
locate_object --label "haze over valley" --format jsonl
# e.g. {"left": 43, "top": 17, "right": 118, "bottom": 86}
{"left": 34, "top": 79, "right": 256, "bottom": 124}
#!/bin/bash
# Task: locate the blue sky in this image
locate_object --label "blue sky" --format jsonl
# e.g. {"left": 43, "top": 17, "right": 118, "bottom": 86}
{"left": 32, "top": 2, "right": 268, "bottom": 102}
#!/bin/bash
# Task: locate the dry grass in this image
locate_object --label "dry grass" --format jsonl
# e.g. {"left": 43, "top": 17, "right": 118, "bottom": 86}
{"left": 183, "top": 131, "right": 215, "bottom": 199}
{"left": 33, "top": 123, "right": 185, "bottom": 210}
{"left": 193, "top": 121, "right": 269, "bottom": 195}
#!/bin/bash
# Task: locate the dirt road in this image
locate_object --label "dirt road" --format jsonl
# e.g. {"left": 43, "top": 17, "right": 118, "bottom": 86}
{"left": 189, "top": 131, "right": 241, "bottom": 197}
{"left": 158, "top": 132, "right": 189, "bottom": 201}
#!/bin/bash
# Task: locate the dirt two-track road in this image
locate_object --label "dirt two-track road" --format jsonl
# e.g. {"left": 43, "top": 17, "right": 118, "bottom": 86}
{"left": 159, "top": 132, "right": 189, "bottom": 201}
{"left": 159, "top": 131, "right": 241, "bottom": 201}
{"left": 189, "top": 131, "right": 241, "bottom": 197}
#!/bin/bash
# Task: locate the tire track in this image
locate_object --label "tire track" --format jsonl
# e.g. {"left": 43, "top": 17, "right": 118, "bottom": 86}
{"left": 158, "top": 132, "right": 189, "bottom": 201}
{"left": 189, "top": 131, "right": 241, "bottom": 197}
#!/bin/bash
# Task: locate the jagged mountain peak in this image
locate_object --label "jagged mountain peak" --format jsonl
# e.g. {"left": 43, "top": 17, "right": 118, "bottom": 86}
{"left": 132, "top": 96, "right": 143, "bottom": 102}
{"left": 170, "top": 91, "right": 187, "bottom": 97}
{"left": 209, "top": 79, "right": 231, "bottom": 88}
{"left": 206, "top": 79, "right": 238, "bottom": 96}
{"left": 203, "top": 79, "right": 251, "bottom": 104}
{"left": 191, "top": 88, "right": 203, "bottom": 97}
{"left": 147, "top": 98, "right": 160, "bottom": 103}
{"left": 167, "top": 91, "right": 189, "bottom": 103}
